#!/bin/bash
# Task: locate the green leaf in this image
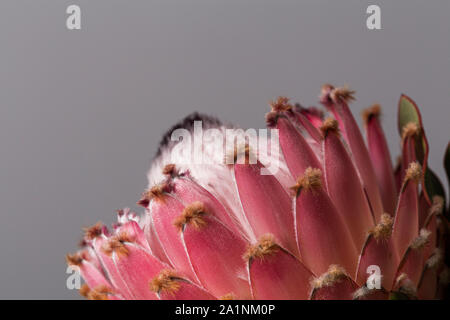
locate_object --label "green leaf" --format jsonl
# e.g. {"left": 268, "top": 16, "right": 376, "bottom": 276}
{"left": 398, "top": 94, "right": 421, "bottom": 135}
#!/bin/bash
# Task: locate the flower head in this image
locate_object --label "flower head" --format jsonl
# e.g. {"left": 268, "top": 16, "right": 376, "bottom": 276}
{"left": 67, "top": 85, "right": 449, "bottom": 300}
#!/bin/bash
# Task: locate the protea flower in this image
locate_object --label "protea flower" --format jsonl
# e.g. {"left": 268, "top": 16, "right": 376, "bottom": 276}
{"left": 67, "top": 84, "right": 450, "bottom": 300}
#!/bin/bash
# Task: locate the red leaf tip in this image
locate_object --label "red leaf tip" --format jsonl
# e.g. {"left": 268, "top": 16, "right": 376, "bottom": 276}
{"left": 83, "top": 222, "right": 103, "bottom": 240}
{"left": 220, "top": 293, "right": 235, "bottom": 300}
{"left": 410, "top": 229, "right": 431, "bottom": 250}
{"left": 269, "top": 96, "right": 293, "bottom": 112}
{"left": 369, "top": 213, "right": 393, "bottom": 240}
{"left": 394, "top": 274, "right": 417, "bottom": 298}
{"left": 404, "top": 162, "right": 422, "bottom": 183}
{"left": 101, "top": 233, "right": 131, "bottom": 257}
{"left": 79, "top": 284, "right": 90, "bottom": 298}
{"left": 425, "top": 249, "right": 443, "bottom": 269}
{"left": 320, "top": 118, "right": 340, "bottom": 137}
{"left": 85, "top": 285, "right": 115, "bottom": 300}
{"left": 291, "top": 167, "right": 322, "bottom": 196}
{"left": 66, "top": 252, "right": 83, "bottom": 266}
{"left": 331, "top": 86, "right": 356, "bottom": 104}
{"left": 361, "top": 104, "right": 382, "bottom": 123}
{"left": 244, "top": 234, "right": 279, "bottom": 261}
{"left": 162, "top": 163, "right": 179, "bottom": 178}
{"left": 320, "top": 84, "right": 355, "bottom": 105}
{"left": 311, "top": 264, "right": 349, "bottom": 289}
{"left": 150, "top": 269, "right": 181, "bottom": 295}
{"left": 137, "top": 182, "right": 171, "bottom": 207}
{"left": 173, "top": 201, "right": 208, "bottom": 232}
{"left": 429, "top": 195, "right": 444, "bottom": 216}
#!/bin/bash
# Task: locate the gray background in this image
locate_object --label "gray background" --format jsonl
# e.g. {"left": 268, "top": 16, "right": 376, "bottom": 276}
{"left": 0, "top": 0, "right": 449, "bottom": 299}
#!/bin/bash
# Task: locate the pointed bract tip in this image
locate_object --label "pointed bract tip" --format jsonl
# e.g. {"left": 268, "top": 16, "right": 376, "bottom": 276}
{"left": 410, "top": 229, "right": 431, "bottom": 250}
{"left": 162, "top": 163, "right": 179, "bottom": 178}
{"left": 297, "top": 105, "right": 324, "bottom": 120}
{"left": 430, "top": 195, "right": 444, "bottom": 216}
{"left": 220, "top": 293, "right": 235, "bottom": 300}
{"left": 137, "top": 183, "right": 170, "bottom": 207}
{"left": 173, "top": 201, "right": 207, "bottom": 232}
{"left": 395, "top": 274, "right": 417, "bottom": 298}
{"left": 101, "top": 235, "right": 129, "bottom": 257}
{"left": 320, "top": 118, "right": 340, "bottom": 137}
{"left": 312, "top": 265, "right": 348, "bottom": 289}
{"left": 269, "top": 96, "right": 292, "bottom": 112}
{"left": 291, "top": 167, "right": 322, "bottom": 196}
{"left": 330, "top": 86, "right": 356, "bottom": 104}
{"left": 87, "top": 285, "right": 114, "bottom": 300}
{"left": 319, "top": 84, "right": 335, "bottom": 104}
{"left": 426, "top": 249, "right": 443, "bottom": 269}
{"left": 79, "top": 284, "right": 90, "bottom": 298}
{"left": 265, "top": 111, "right": 281, "bottom": 128}
{"left": 66, "top": 252, "right": 83, "bottom": 266}
{"left": 150, "top": 269, "right": 181, "bottom": 295}
{"left": 369, "top": 213, "right": 393, "bottom": 240}
{"left": 404, "top": 162, "right": 422, "bottom": 183}
{"left": 78, "top": 239, "right": 88, "bottom": 248}
{"left": 402, "top": 122, "right": 420, "bottom": 140}
{"left": 362, "top": 104, "right": 382, "bottom": 123}
{"left": 352, "top": 286, "right": 374, "bottom": 300}
{"left": 244, "top": 234, "right": 279, "bottom": 261}
{"left": 83, "top": 222, "right": 103, "bottom": 240}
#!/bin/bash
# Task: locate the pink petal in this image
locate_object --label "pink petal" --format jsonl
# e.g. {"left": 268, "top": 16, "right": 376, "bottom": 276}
{"left": 92, "top": 236, "right": 135, "bottom": 299}
{"left": 111, "top": 243, "right": 165, "bottom": 300}
{"left": 363, "top": 105, "right": 397, "bottom": 216}
{"left": 66, "top": 251, "right": 112, "bottom": 291}
{"left": 269, "top": 115, "right": 322, "bottom": 180}
{"left": 297, "top": 106, "right": 324, "bottom": 129}
{"left": 400, "top": 127, "right": 418, "bottom": 182}
{"left": 355, "top": 214, "right": 399, "bottom": 291}
{"left": 396, "top": 229, "right": 431, "bottom": 287}
{"left": 233, "top": 161, "right": 298, "bottom": 256}
{"left": 246, "top": 235, "right": 314, "bottom": 299}
{"left": 151, "top": 270, "right": 216, "bottom": 300}
{"left": 321, "top": 119, "right": 374, "bottom": 251}
{"left": 170, "top": 173, "right": 244, "bottom": 238}
{"left": 392, "top": 162, "right": 420, "bottom": 259}
{"left": 79, "top": 260, "right": 111, "bottom": 290}
{"left": 116, "top": 220, "right": 150, "bottom": 250}
{"left": 177, "top": 204, "right": 251, "bottom": 299}
{"left": 321, "top": 85, "right": 384, "bottom": 222}
{"left": 149, "top": 193, "right": 200, "bottom": 282}
{"left": 292, "top": 168, "right": 357, "bottom": 276}
{"left": 142, "top": 211, "right": 172, "bottom": 265}
{"left": 291, "top": 109, "right": 323, "bottom": 143}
